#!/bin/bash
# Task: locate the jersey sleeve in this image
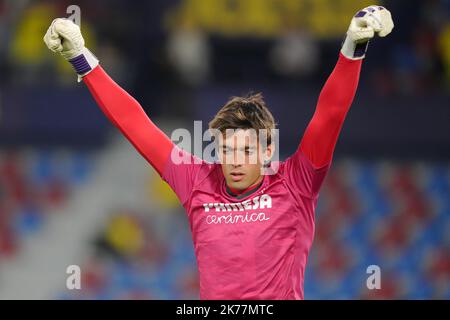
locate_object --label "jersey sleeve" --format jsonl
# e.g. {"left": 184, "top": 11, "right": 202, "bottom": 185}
{"left": 284, "top": 53, "right": 362, "bottom": 199}
{"left": 161, "top": 145, "right": 205, "bottom": 208}
{"left": 83, "top": 65, "right": 173, "bottom": 175}
{"left": 283, "top": 149, "right": 331, "bottom": 200}
{"left": 300, "top": 53, "right": 362, "bottom": 168}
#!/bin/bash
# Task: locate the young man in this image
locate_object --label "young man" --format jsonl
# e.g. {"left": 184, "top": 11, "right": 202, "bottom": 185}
{"left": 44, "top": 6, "right": 394, "bottom": 299}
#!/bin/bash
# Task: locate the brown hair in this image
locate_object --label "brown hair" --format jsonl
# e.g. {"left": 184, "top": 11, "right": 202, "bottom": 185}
{"left": 208, "top": 93, "right": 276, "bottom": 145}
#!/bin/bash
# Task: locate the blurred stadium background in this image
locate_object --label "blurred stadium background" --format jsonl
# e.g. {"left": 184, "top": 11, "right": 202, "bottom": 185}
{"left": 0, "top": 0, "right": 449, "bottom": 299}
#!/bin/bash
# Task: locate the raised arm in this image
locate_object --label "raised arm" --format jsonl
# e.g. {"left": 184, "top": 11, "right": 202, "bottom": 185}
{"left": 284, "top": 6, "right": 394, "bottom": 199}
{"left": 82, "top": 66, "right": 173, "bottom": 174}
{"left": 300, "top": 54, "right": 361, "bottom": 168}
{"left": 43, "top": 18, "right": 173, "bottom": 175}
{"left": 300, "top": 5, "right": 394, "bottom": 169}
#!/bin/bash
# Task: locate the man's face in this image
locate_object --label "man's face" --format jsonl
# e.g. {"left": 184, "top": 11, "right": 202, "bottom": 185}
{"left": 218, "top": 129, "right": 272, "bottom": 191}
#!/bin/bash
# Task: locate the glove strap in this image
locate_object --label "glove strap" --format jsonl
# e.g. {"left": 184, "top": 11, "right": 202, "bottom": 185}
{"left": 341, "top": 36, "right": 369, "bottom": 60}
{"left": 68, "top": 47, "right": 99, "bottom": 81}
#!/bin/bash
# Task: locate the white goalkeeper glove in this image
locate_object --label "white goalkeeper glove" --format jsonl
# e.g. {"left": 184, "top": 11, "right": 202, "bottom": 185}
{"left": 43, "top": 18, "right": 99, "bottom": 80}
{"left": 341, "top": 5, "right": 394, "bottom": 60}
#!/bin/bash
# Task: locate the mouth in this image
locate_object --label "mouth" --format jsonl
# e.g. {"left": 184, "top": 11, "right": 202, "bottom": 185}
{"left": 230, "top": 172, "right": 245, "bottom": 182}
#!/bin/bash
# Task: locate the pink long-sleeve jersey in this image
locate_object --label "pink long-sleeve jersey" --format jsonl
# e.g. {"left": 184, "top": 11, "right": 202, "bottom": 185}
{"left": 83, "top": 53, "right": 362, "bottom": 299}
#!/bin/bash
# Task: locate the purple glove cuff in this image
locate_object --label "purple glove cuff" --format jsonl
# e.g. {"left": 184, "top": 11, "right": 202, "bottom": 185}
{"left": 69, "top": 54, "right": 92, "bottom": 75}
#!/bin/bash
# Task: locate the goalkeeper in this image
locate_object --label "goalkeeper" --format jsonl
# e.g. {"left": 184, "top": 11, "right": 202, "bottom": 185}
{"left": 44, "top": 6, "right": 393, "bottom": 299}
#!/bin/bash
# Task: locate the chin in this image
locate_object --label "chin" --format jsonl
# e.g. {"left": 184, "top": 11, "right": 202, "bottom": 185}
{"left": 228, "top": 180, "right": 248, "bottom": 191}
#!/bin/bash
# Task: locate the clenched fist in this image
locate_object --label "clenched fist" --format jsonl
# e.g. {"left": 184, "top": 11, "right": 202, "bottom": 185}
{"left": 341, "top": 6, "right": 394, "bottom": 60}
{"left": 44, "top": 18, "right": 98, "bottom": 79}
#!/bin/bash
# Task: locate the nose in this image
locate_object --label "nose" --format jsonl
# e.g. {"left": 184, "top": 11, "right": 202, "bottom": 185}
{"left": 233, "top": 149, "right": 246, "bottom": 165}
